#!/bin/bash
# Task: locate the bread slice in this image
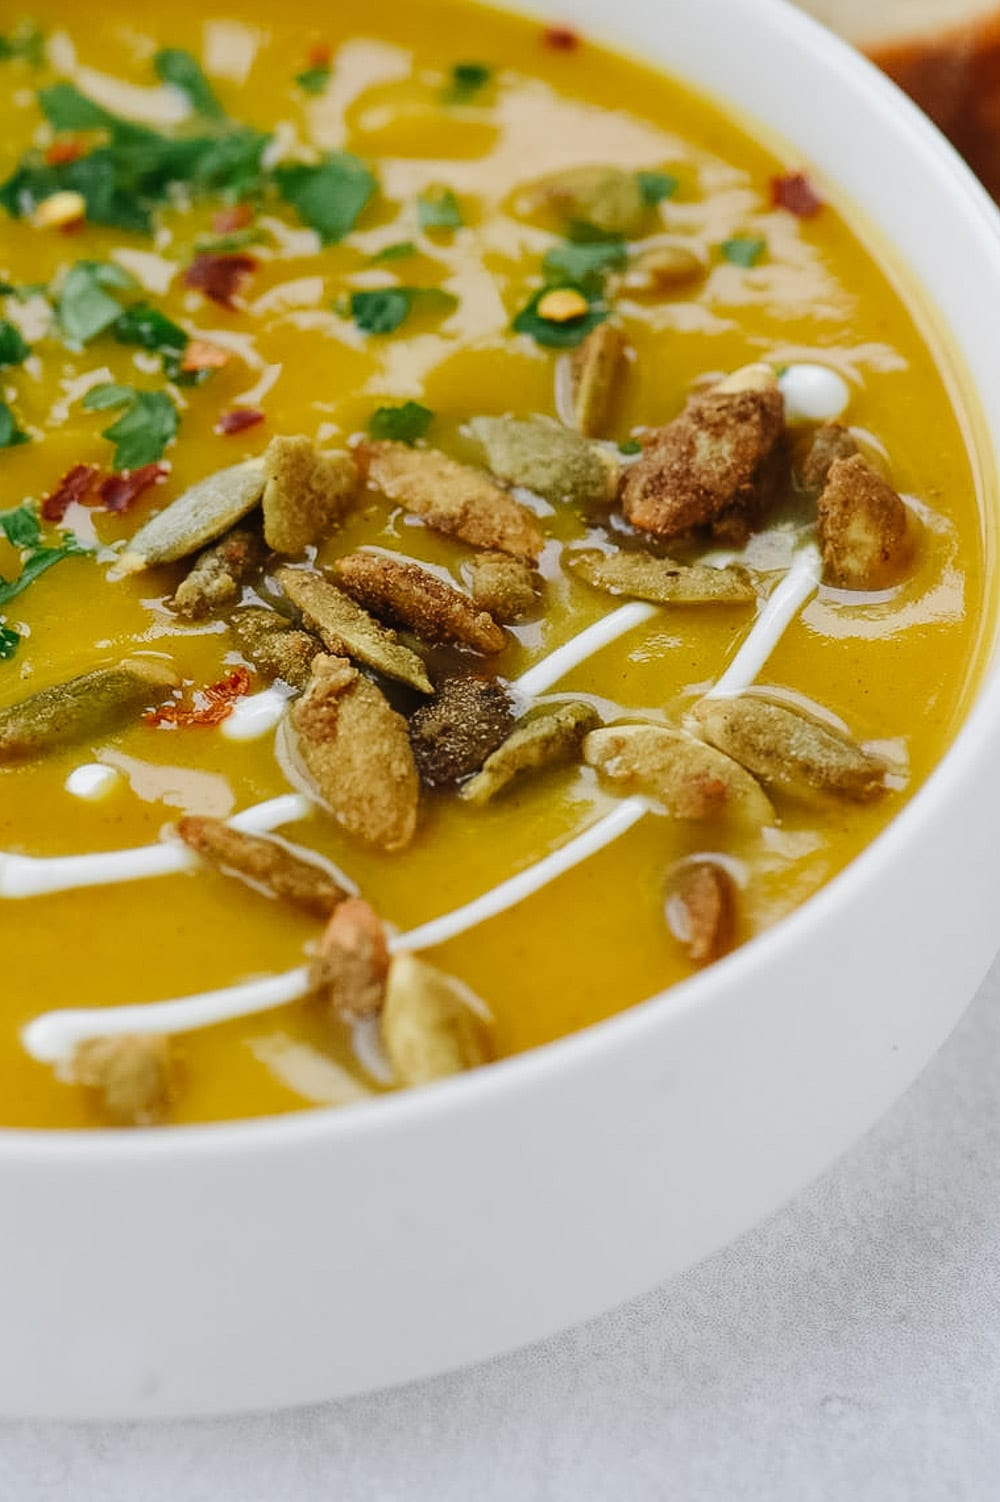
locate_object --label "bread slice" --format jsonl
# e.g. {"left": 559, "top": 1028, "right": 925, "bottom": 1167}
{"left": 795, "top": 0, "right": 1000, "bottom": 197}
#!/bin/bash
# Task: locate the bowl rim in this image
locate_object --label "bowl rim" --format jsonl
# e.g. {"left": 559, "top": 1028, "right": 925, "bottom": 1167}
{"left": 4, "top": 0, "right": 1000, "bottom": 1163}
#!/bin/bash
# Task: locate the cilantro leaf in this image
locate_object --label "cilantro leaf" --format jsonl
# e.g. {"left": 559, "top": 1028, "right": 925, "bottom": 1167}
{"left": 274, "top": 152, "right": 376, "bottom": 244}
{"left": 418, "top": 186, "right": 462, "bottom": 231}
{"left": 0, "top": 538, "right": 89, "bottom": 607}
{"left": 0, "top": 320, "right": 30, "bottom": 367}
{"left": 56, "top": 260, "right": 136, "bottom": 344}
{"left": 83, "top": 385, "right": 179, "bottom": 468}
{"left": 296, "top": 65, "right": 331, "bottom": 95}
{"left": 371, "top": 240, "right": 417, "bottom": 264}
{"left": 113, "top": 303, "right": 188, "bottom": 360}
{"left": 0, "top": 403, "right": 29, "bottom": 449}
{"left": 444, "top": 62, "right": 492, "bottom": 103}
{"left": 38, "top": 82, "right": 118, "bottom": 132}
{"left": 542, "top": 236, "right": 626, "bottom": 292}
{"left": 194, "top": 225, "right": 265, "bottom": 254}
{"left": 347, "top": 286, "right": 457, "bottom": 335}
{"left": 0, "top": 623, "right": 19, "bottom": 660}
{"left": 637, "top": 171, "right": 678, "bottom": 206}
{"left": 0, "top": 501, "right": 40, "bottom": 549}
{"left": 154, "top": 48, "right": 225, "bottom": 119}
{"left": 0, "top": 21, "right": 44, "bottom": 65}
{"left": 367, "top": 401, "right": 433, "bottom": 443}
{"left": 511, "top": 282, "right": 607, "bottom": 349}
{"left": 721, "top": 235, "right": 766, "bottom": 267}
{"left": 618, "top": 438, "right": 642, "bottom": 455}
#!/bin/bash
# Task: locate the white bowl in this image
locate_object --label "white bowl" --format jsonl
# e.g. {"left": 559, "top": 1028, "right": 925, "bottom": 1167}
{"left": 4, "top": 0, "right": 1000, "bottom": 1421}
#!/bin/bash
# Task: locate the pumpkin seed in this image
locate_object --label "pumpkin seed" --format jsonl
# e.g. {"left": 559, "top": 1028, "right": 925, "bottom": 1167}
{"left": 469, "top": 415, "right": 619, "bottom": 505}
{"left": 567, "top": 548, "right": 756, "bottom": 604}
{"left": 694, "top": 695, "right": 886, "bottom": 802}
{"left": 261, "top": 436, "right": 359, "bottom": 554}
{"left": 277, "top": 566, "right": 433, "bottom": 695}
{"left": 229, "top": 606, "right": 320, "bottom": 691}
{"left": 408, "top": 674, "right": 514, "bottom": 786}
{"left": 381, "top": 952, "right": 492, "bottom": 1086}
{"left": 568, "top": 322, "right": 627, "bottom": 437}
{"left": 0, "top": 658, "right": 179, "bottom": 762}
{"left": 622, "top": 243, "right": 705, "bottom": 294}
{"left": 665, "top": 859, "right": 736, "bottom": 963}
{"left": 120, "top": 459, "right": 265, "bottom": 571}
{"left": 523, "top": 165, "right": 647, "bottom": 236}
{"left": 334, "top": 552, "right": 506, "bottom": 654}
{"left": 584, "top": 722, "right": 774, "bottom": 826}
{"left": 462, "top": 701, "right": 600, "bottom": 804}
{"left": 176, "top": 816, "right": 348, "bottom": 917}
{"left": 71, "top": 1034, "right": 174, "bottom": 1127}
{"left": 309, "top": 898, "right": 390, "bottom": 1021}
{"left": 171, "top": 526, "right": 265, "bottom": 618}
{"left": 466, "top": 552, "right": 539, "bottom": 623}
{"left": 816, "top": 454, "right": 909, "bottom": 590}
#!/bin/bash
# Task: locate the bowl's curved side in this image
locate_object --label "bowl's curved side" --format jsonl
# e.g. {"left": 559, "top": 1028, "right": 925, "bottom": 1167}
{"left": 3, "top": 0, "right": 1000, "bottom": 1419}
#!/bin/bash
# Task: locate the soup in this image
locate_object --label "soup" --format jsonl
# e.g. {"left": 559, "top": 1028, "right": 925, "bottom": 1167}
{"left": 0, "top": 0, "right": 990, "bottom": 1128}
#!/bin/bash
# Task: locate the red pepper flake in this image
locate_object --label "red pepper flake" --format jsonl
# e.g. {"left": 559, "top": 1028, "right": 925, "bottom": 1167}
{"left": 40, "top": 464, "right": 101, "bottom": 523}
{"left": 44, "top": 138, "right": 85, "bottom": 166}
{"left": 145, "top": 667, "right": 252, "bottom": 729}
{"left": 770, "top": 171, "right": 822, "bottom": 218}
{"left": 542, "top": 24, "right": 580, "bottom": 50}
{"left": 98, "top": 463, "right": 168, "bottom": 515}
{"left": 215, "top": 407, "right": 265, "bottom": 436}
{"left": 183, "top": 252, "right": 258, "bottom": 309}
{"left": 307, "top": 40, "right": 332, "bottom": 67}
{"left": 211, "top": 203, "right": 254, "bottom": 235}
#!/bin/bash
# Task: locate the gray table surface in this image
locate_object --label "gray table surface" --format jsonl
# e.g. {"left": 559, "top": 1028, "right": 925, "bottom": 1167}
{"left": 3, "top": 953, "right": 1000, "bottom": 1502}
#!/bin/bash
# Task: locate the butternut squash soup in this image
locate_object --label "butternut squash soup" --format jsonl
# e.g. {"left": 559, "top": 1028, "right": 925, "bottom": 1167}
{"left": 0, "top": 0, "right": 990, "bottom": 1128}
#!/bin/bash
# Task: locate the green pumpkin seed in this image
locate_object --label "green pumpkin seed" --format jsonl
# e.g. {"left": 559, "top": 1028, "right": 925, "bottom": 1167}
{"left": 461, "top": 701, "right": 600, "bottom": 804}
{"left": 693, "top": 695, "right": 887, "bottom": 802}
{"left": 381, "top": 952, "right": 492, "bottom": 1086}
{"left": 120, "top": 460, "right": 265, "bottom": 571}
{"left": 470, "top": 415, "right": 619, "bottom": 505}
{"left": 277, "top": 566, "right": 433, "bottom": 695}
{"left": 567, "top": 549, "right": 757, "bottom": 604}
{"left": 0, "top": 658, "right": 179, "bottom": 762}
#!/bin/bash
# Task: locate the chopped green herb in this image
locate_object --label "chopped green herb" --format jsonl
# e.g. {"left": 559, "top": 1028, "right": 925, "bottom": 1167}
{"left": 0, "top": 320, "right": 30, "bottom": 367}
{"left": 542, "top": 236, "right": 626, "bottom": 292}
{"left": 721, "top": 235, "right": 767, "bottom": 268}
{"left": 0, "top": 501, "right": 40, "bottom": 549}
{"left": 371, "top": 240, "right": 417, "bottom": 264}
{"left": 618, "top": 438, "right": 643, "bottom": 455}
{"left": 296, "top": 65, "right": 331, "bottom": 95}
{"left": 113, "top": 303, "right": 187, "bottom": 359}
{"left": 1, "top": 85, "right": 270, "bottom": 235}
{"left": 512, "top": 282, "right": 607, "bottom": 349}
{"left": 194, "top": 225, "right": 265, "bottom": 255}
{"left": 0, "top": 20, "right": 44, "bottom": 64}
{"left": 347, "top": 286, "right": 457, "bottom": 335}
{"left": 0, "top": 502, "right": 90, "bottom": 614}
{"left": 274, "top": 152, "right": 376, "bottom": 244}
{"left": 0, "top": 403, "right": 29, "bottom": 449}
{"left": 637, "top": 171, "right": 678, "bottom": 206}
{"left": 418, "top": 186, "right": 463, "bottom": 231}
{"left": 0, "top": 624, "right": 19, "bottom": 660}
{"left": 444, "top": 62, "right": 492, "bottom": 103}
{"left": 153, "top": 48, "right": 225, "bottom": 119}
{"left": 367, "top": 401, "right": 434, "bottom": 443}
{"left": 56, "top": 260, "right": 136, "bottom": 345}
{"left": 83, "top": 385, "right": 178, "bottom": 469}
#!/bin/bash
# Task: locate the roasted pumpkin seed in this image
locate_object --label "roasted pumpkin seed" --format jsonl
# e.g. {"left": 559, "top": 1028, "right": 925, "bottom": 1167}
{"left": 584, "top": 722, "right": 775, "bottom": 826}
{"left": 461, "top": 701, "right": 600, "bottom": 804}
{"left": 176, "top": 816, "right": 348, "bottom": 916}
{"left": 0, "top": 658, "right": 179, "bottom": 762}
{"left": 381, "top": 952, "right": 492, "bottom": 1086}
{"left": 171, "top": 526, "right": 265, "bottom": 619}
{"left": 665, "top": 859, "right": 736, "bottom": 963}
{"left": 71, "top": 1034, "right": 174, "bottom": 1127}
{"left": 277, "top": 565, "right": 433, "bottom": 694}
{"left": 522, "top": 165, "right": 647, "bottom": 237}
{"left": 694, "top": 695, "right": 887, "bottom": 801}
{"left": 261, "top": 435, "right": 359, "bottom": 554}
{"left": 409, "top": 675, "right": 514, "bottom": 786}
{"left": 567, "top": 548, "right": 756, "bottom": 604}
{"left": 568, "top": 322, "right": 628, "bottom": 437}
{"left": 334, "top": 552, "right": 506, "bottom": 654}
{"left": 229, "top": 606, "right": 321, "bottom": 691}
{"left": 120, "top": 460, "right": 265, "bottom": 571}
{"left": 466, "top": 551, "right": 539, "bottom": 622}
{"left": 309, "top": 897, "right": 390, "bottom": 1021}
{"left": 469, "top": 415, "right": 619, "bottom": 505}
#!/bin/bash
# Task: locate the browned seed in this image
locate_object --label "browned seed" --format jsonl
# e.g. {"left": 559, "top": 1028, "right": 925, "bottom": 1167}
{"left": 333, "top": 552, "right": 506, "bottom": 654}
{"left": 261, "top": 436, "right": 360, "bottom": 554}
{"left": 469, "top": 415, "right": 619, "bottom": 505}
{"left": 309, "top": 897, "right": 390, "bottom": 1022}
{"left": 364, "top": 441, "right": 544, "bottom": 561}
{"left": 461, "top": 702, "right": 600, "bottom": 805}
{"left": 622, "top": 243, "right": 706, "bottom": 295}
{"left": 567, "top": 548, "right": 756, "bottom": 605}
{"left": 816, "top": 453, "right": 909, "bottom": 590}
{"left": 409, "top": 675, "right": 514, "bottom": 787}
{"left": 229, "top": 606, "right": 321, "bottom": 691}
{"left": 583, "top": 722, "right": 775, "bottom": 827}
{"left": 71, "top": 1034, "right": 175, "bottom": 1127}
{"left": 380, "top": 952, "right": 492, "bottom": 1086}
{"left": 665, "top": 859, "right": 736, "bottom": 963}
{"left": 466, "top": 552, "right": 539, "bottom": 623}
{"left": 176, "top": 816, "right": 348, "bottom": 917}
{"left": 0, "top": 658, "right": 179, "bottom": 763}
{"left": 620, "top": 365, "right": 786, "bottom": 544}
{"left": 291, "top": 653, "right": 420, "bottom": 852}
{"left": 800, "top": 421, "right": 859, "bottom": 493}
{"left": 171, "top": 526, "right": 265, "bottom": 619}
{"left": 568, "top": 322, "right": 628, "bottom": 437}
{"left": 276, "top": 565, "right": 433, "bottom": 694}
{"left": 693, "top": 695, "right": 887, "bottom": 802}
{"left": 520, "top": 165, "right": 647, "bottom": 237}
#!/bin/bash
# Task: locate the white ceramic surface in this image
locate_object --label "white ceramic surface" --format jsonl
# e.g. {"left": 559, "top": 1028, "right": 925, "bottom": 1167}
{"left": 3, "top": 0, "right": 1000, "bottom": 1421}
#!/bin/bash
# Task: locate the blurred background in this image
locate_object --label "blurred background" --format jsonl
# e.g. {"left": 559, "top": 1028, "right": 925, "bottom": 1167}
{"left": 794, "top": 0, "right": 1000, "bottom": 198}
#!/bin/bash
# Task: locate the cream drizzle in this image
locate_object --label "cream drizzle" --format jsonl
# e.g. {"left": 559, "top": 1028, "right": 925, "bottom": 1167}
{"left": 22, "top": 797, "right": 650, "bottom": 1063}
